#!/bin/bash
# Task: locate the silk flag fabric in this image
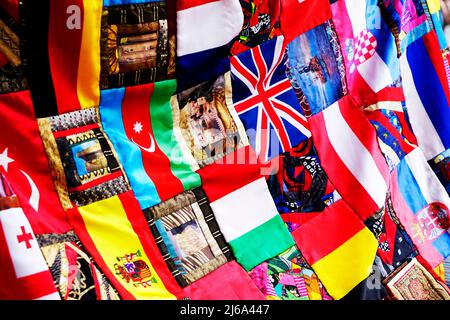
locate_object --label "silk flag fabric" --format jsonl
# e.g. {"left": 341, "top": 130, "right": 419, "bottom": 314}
{"left": 100, "top": 80, "right": 201, "bottom": 210}
{"left": 291, "top": 200, "right": 378, "bottom": 300}
{"left": 176, "top": 0, "right": 244, "bottom": 90}
{"left": 198, "top": 146, "right": 295, "bottom": 270}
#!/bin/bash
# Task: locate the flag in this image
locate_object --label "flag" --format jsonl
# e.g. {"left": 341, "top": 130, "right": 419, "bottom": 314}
{"left": 69, "top": 190, "right": 184, "bottom": 299}
{"left": 400, "top": 30, "right": 450, "bottom": 160}
{"left": 197, "top": 146, "right": 295, "bottom": 271}
{"left": 100, "top": 80, "right": 201, "bottom": 210}
{"left": 0, "top": 176, "right": 59, "bottom": 300}
{"left": 331, "top": 0, "right": 401, "bottom": 102}
{"left": 0, "top": 90, "right": 72, "bottom": 235}
{"left": 176, "top": 0, "right": 244, "bottom": 90}
{"left": 183, "top": 261, "right": 266, "bottom": 300}
{"left": 291, "top": 200, "right": 378, "bottom": 300}
{"left": 230, "top": 36, "right": 311, "bottom": 162}
{"left": 279, "top": 0, "right": 331, "bottom": 44}
{"left": 21, "top": 0, "right": 102, "bottom": 117}
{"left": 390, "top": 147, "right": 450, "bottom": 268}
{"left": 308, "top": 95, "right": 389, "bottom": 220}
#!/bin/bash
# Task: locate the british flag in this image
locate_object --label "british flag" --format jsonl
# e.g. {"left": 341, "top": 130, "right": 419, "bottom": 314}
{"left": 230, "top": 36, "right": 311, "bottom": 162}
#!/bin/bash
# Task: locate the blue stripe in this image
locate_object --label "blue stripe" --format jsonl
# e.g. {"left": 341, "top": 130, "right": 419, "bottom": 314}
{"left": 99, "top": 88, "right": 161, "bottom": 209}
{"left": 432, "top": 232, "right": 450, "bottom": 260}
{"left": 397, "top": 159, "right": 428, "bottom": 214}
{"left": 177, "top": 46, "right": 230, "bottom": 92}
{"left": 407, "top": 35, "right": 450, "bottom": 150}
{"left": 400, "top": 21, "right": 431, "bottom": 53}
{"left": 103, "top": 0, "right": 160, "bottom": 7}
{"left": 431, "top": 13, "right": 448, "bottom": 50}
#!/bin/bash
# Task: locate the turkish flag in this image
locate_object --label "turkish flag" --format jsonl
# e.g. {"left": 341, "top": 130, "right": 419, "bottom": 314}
{"left": 0, "top": 91, "right": 72, "bottom": 235}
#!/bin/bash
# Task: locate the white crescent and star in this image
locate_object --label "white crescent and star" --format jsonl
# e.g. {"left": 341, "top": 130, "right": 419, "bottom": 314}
{"left": 131, "top": 121, "right": 156, "bottom": 153}
{"left": 0, "top": 148, "right": 40, "bottom": 212}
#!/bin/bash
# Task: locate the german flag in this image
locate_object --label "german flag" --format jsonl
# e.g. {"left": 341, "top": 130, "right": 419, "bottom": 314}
{"left": 292, "top": 200, "right": 378, "bottom": 299}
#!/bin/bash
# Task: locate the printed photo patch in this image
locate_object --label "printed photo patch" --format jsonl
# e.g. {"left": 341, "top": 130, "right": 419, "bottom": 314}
{"left": 172, "top": 73, "right": 249, "bottom": 167}
{"left": 100, "top": 1, "right": 174, "bottom": 89}
{"left": 286, "top": 20, "right": 347, "bottom": 116}
{"left": 144, "top": 187, "right": 234, "bottom": 287}
{"left": 38, "top": 107, "right": 129, "bottom": 209}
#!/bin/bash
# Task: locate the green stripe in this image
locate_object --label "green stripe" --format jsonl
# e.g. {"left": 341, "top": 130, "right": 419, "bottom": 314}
{"left": 150, "top": 80, "right": 201, "bottom": 190}
{"left": 229, "top": 215, "right": 295, "bottom": 271}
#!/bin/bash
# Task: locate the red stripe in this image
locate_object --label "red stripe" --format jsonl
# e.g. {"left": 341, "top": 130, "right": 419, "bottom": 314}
{"left": 338, "top": 96, "right": 389, "bottom": 184}
{"left": 423, "top": 31, "right": 450, "bottom": 106}
{"left": 309, "top": 111, "right": 379, "bottom": 220}
{"left": 198, "top": 146, "right": 263, "bottom": 202}
{"left": 291, "top": 200, "right": 365, "bottom": 265}
{"left": 52, "top": 123, "right": 99, "bottom": 139}
{"left": 252, "top": 46, "right": 268, "bottom": 93}
{"left": 119, "top": 192, "right": 183, "bottom": 299}
{"left": 395, "top": 111, "right": 418, "bottom": 145}
{"left": 281, "top": 212, "right": 321, "bottom": 226}
{"left": 121, "top": 83, "right": 183, "bottom": 202}
{"left": 177, "top": 0, "right": 219, "bottom": 11}
{"left": 259, "top": 109, "right": 269, "bottom": 162}
{"left": 48, "top": 0, "right": 83, "bottom": 113}
{"left": 271, "top": 98, "right": 310, "bottom": 130}
{"left": 67, "top": 205, "right": 135, "bottom": 300}
{"left": 365, "top": 111, "right": 415, "bottom": 155}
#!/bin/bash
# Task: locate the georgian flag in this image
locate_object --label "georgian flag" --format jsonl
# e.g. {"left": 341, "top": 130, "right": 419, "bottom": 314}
{"left": 0, "top": 206, "right": 59, "bottom": 299}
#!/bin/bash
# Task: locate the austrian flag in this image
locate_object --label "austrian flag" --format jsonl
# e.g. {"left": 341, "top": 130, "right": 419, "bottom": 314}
{"left": 231, "top": 36, "right": 311, "bottom": 162}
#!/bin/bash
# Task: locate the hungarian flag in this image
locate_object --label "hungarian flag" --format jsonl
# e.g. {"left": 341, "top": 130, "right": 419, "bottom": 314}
{"left": 21, "top": 0, "right": 102, "bottom": 117}
{"left": 291, "top": 200, "right": 378, "bottom": 300}
{"left": 69, "top": 190, "right": 184, "bottom": 300}
{"left": 0, "top": 174, "right": 59, "bottom": 300}
{"left": 390, "top": 147, "right": 450, "bottom": 268}
{"left": 400, "top": 30, "right": 450, "bottom": 160}
{"left": 197, "top": 146, "right": 295, "bottom": 271}
{"left": 100, "top": 80, "right": 201, "bottom": 210}
{"left": 308, "top": 95, "right": 390, "bottom": 220}
{"left": 176, "top": 0, "right": 244, "bottom": 90}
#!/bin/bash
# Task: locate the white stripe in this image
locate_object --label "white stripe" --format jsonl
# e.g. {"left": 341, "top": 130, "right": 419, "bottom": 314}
{"left": 0, "top": 208, "right": 50, "bottom": 278}
{"left": 400, "top": 53, "right": 445, "bottom": 160}
{"left": 345, "top": 0, "right": 367, "bottom": 36}
{"left": 323, "top": 102, "right": 387, "bottom": 207}
{"left": 210, "top": 178, "right": 278, "bottom": 241}
{"left": 34, "top": 292, "right": 61, "bottom": 300}
{"left": 230, "top": 59, "right": 258, "bottom": 95}
{"left": 357, "top": 52, "right": 393, "bottom": 93}
{"left": 255, "top": 103, "right": 264, "bottom": 156}
{"left": 265, "top": 36, "right": 285, "bottom": 87}
{"left": 405, "top": 148, "right": 450, "bottom": 208}
{"left": 177, "top": 0, "right": 244, "bottom": 56}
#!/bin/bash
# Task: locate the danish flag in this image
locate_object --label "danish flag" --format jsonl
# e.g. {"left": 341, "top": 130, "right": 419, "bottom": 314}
{"left": 231, "top": 36, "right": 311, "bottom": 162}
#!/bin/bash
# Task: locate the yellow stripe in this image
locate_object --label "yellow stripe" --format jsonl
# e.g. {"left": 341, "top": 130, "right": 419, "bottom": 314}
{"left": 78, "top": 196, "right": 176, "bottom": 299}
{"left": 311, "top": 227, "right": 378, "bottom": 300}
{"left": 434, "top": 263, "right": 445, "bottom": 282}
{"left": 77, "top": 0, "right": 101, "bottom": 109}
{"left": 427, "top": 0, "right": 440, "bottom": 14}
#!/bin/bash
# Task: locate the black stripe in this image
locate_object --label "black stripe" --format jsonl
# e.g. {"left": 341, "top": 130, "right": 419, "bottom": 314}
{"left": 20, "top": 0, "right": 58, "bottom": 118}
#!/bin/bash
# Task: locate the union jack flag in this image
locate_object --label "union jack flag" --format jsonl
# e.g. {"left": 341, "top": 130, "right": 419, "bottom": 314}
{"left": 230, "top": 36, "right": 311, "bottom": 162}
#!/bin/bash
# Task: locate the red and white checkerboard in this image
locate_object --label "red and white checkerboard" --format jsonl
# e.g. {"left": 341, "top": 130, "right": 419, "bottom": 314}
{"left": 353, "top": 29, "right": 378, "bottom": 65}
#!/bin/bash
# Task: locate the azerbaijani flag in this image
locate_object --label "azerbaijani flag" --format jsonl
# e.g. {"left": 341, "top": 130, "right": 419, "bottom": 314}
{"left": 291, "top": 200, "right": 378, "bottom": 300}
{"left": 99, "top": 80, "right": 201, "bottom": 210}
{"left": 198, "top": 146, "right": 295, "bottom": 271}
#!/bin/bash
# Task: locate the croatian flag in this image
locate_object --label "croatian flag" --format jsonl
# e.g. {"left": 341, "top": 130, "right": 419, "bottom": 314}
{"left": 331, "top": 0, "right": 401, "bottom": 97}
{"left": 176, "top": 0, "right": 244, "bottom": 91}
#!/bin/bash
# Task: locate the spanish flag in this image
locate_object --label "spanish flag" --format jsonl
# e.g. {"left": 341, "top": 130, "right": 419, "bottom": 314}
{"left": 291, "top": 200, "right": 378, "bottom": 300}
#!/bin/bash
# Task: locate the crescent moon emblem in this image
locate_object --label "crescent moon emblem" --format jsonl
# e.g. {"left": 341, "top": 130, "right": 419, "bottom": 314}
{"left": 20, "top": 170, "right": 40, "bottom": 212}
{"left": 131, "top": 132, "right": 156, "bottom": 153}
